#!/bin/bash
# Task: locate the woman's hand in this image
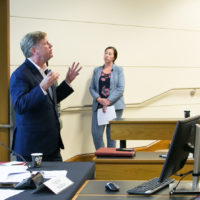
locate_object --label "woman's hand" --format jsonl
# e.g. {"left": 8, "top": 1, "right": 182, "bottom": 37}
{"left": 97, "top": 97, "right": 111, "bottom": 106}
{"left": 103, "top": 105, "right": 107, "bottom": 113}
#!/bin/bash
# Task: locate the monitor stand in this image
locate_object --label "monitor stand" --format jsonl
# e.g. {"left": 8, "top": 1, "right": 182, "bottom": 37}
{"left": 170, "top": 124, "right": 200, "bottom": 195}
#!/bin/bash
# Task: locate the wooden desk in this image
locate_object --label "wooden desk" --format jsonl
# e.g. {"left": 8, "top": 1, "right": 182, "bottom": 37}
{"left": 95, "top": 152, "right": 193, "bottom": 180}
{"left": 73, "top": 180, "right": 198, "bottom": 200}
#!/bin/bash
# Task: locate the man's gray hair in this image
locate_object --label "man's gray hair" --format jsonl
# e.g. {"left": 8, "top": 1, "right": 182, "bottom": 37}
{"left": 20, "top": 31, "right": 47, "bottom": 58}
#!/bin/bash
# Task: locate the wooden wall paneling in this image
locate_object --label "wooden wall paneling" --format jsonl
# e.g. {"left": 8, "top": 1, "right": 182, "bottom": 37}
{"left": 0, "top": 0, "right": 10, "bottom": 161}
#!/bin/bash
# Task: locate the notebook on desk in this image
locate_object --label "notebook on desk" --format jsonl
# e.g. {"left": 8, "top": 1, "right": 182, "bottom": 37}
{"left": 95, "top": 147, "right": 136, "bottom": 157}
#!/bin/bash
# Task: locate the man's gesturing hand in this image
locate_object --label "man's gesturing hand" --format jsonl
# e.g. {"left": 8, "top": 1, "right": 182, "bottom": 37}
{"left": 65, "top": 62, "right": 82, "bottom": 85}
{"left": 40, "top": 71, "right": 60, "bottom": 91}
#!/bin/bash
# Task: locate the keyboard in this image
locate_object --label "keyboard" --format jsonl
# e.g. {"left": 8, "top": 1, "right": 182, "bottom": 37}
{"left": 127, "top": 177, "right": 174, "bottom": 195}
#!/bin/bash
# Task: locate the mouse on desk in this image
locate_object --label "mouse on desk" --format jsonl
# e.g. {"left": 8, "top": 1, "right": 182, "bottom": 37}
{"left": 105, "top": 182, "right": 120, "bottom": 192}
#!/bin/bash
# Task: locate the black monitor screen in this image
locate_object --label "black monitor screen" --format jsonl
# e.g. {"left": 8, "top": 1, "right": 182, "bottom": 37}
{"left": 159, "top": 115, "right": 200, "bottom": 182}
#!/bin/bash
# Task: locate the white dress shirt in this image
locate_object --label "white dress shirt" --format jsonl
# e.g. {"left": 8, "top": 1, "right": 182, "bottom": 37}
{"left": 27, "top": 58, "right": 48, "bottom": 96}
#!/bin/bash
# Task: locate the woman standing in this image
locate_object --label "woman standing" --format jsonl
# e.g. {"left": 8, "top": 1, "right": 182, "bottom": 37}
{"left": 89, "top": 46, "right": 125, "bottom": 150}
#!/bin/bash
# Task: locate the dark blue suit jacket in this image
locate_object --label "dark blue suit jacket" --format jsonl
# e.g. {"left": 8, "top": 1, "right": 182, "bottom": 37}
{"left": 10, "top": 59, "right": 73, "bottom": 156}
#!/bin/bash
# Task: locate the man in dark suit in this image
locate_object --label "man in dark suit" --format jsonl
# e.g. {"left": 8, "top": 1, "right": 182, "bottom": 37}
{"left": 10, "top": 31, "right": 81, "bottom": 161}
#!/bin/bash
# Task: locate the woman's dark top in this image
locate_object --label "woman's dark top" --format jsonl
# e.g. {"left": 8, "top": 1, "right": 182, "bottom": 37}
{"left": 99, "top": 71, "right": 111, "bottom": 98}
{"left": 97, "top": 71, "right": 111, "bottom": 108}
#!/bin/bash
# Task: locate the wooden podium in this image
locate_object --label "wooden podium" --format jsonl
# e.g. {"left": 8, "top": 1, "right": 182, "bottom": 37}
{"left": 95, "top": 152, "right": 193, "bottom": 180}
{"left": 110, "top": 118, "right": 180, "bottom": 148}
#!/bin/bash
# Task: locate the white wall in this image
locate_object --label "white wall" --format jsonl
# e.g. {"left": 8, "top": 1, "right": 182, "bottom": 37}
{"left": 10, "top": 0, "right": 200, "bottom": 160}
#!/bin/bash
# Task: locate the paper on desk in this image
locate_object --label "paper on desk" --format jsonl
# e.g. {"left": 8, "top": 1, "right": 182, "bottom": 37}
{"left": 0, "top": 165, "right": 30, "bottom": 183}
{"left": 0, "top": 170, "right": 67, "bottom": 183}
{"left": 160, "top": 153, "right": 194, "bottom": 159}
{"left": 0, "top": 189, "right": 24, "bottom": 200}
{"left": 44, "top": 176, "right": 74, "bottom": 194}
{"left": 0, "top": 161, "right": 25, "bottom": 166}
{"left": 37, "top": 170, "right": 67, "bottom": 179}
{"left": 97, "top": 105, "right": 116, "bottom": 126}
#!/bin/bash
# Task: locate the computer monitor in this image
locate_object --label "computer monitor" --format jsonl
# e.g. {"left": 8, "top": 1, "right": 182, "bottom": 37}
{"left": 159, "top": 115, "right": 200, "bottom": 194}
